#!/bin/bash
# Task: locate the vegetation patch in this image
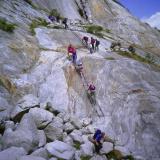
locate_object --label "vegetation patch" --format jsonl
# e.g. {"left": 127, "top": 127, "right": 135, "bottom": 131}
{"left": 80, "top": 155, "right": 91, "bottom": 160}
{"left": 116, "top": 50, "right": 160, "bottom": 68}
{"left": 24, "top": 0, "right": 37, "bottom": 9}
{"left": 0, "top": 18, "right": 16, "bottom": 33}
{"left": 106, "top": 149, "right": 123, "bottom": 160}
{"left": 73, "top": 141, "right": 81, "bottom": 150}
{"left": 30, "top": 18, "right": 49, "bottom": 35}
{"left": 106, "top": 57, "right": 115, "bottom": 60}
{"left": 49, "top": 9, "right": 63, "bottom": 19}
{"left": 84, "top": 25, "right": 104, "bottom": 38}
{"left": 123, "top": 155, "right": 135, "bottom": 160}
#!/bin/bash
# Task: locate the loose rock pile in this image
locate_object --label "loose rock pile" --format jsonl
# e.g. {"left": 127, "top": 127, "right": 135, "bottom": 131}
{"left": 0, "top": 95, "right": 124, "bottom": 160}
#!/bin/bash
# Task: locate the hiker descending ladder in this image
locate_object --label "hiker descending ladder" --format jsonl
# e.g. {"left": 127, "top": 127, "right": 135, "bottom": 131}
{"left": 75, "top": 63, "right": 105, "bottom": 117}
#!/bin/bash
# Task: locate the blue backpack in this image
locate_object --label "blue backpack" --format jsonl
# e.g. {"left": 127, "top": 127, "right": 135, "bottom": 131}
{"left": 93, "top": 129, "right": 101, "bottom": 139}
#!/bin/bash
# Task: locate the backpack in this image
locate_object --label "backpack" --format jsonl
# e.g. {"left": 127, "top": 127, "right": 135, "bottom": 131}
{"left": 93, "top": 129, "right": 101, "bottom": 139}
{"left": 96, "top": 40, "right": 100, "bottom": 45}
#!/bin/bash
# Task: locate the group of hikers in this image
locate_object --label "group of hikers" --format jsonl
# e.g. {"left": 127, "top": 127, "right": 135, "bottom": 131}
{"left": 67, "top": 43, "right": 96, "bottom": 103}
{"left": 82, "top": 36, "right": 100, "bottom": 53}
{"left": 48, "top": 14, "right": 68, "bottom": 29}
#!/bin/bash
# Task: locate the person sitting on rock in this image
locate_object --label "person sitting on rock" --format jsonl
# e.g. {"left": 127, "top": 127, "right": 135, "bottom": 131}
{"left": 93, "top": 129, "right": 105, "bottom": 153}
{"left": 89, "top": 129, "right": 115, "bottom": 153}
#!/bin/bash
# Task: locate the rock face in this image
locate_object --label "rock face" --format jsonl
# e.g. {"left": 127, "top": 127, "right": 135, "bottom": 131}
{"left": 0, "top": 0, "right": 160, "bottom": 160}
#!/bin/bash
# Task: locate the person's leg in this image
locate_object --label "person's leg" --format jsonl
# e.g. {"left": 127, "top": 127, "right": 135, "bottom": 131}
{"left": 92, "top": 44, "right": 94, "bottom": 50}
{"left": 72, "top": 53, "right": 77, "bottom": 64}
{"left": 94, "top": 144, "right": 99, "bottom": 153}
{"left": 90, "top": 48, "right": 92, "bottom": 54}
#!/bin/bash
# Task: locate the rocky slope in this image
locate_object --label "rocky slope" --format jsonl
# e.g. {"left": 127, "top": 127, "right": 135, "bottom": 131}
{"left": 0, "top": 0, "right": 160, "bottom": 160}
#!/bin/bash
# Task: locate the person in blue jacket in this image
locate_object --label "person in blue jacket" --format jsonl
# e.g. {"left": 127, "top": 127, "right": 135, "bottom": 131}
{"left": 93, "top": 129, "right": 105, "bottom": 153}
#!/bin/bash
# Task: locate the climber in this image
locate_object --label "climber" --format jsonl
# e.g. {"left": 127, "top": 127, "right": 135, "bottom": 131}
{"left": 88, "top": 82, "right": 96, "bottom": 95}
{"left": 95, "top": 39, "right": 100, "bottom": 51}
{"left": 75, "top": 61, "right": 83, "bottom": 74}
{"left": 82, "top": 36, "right": 89, "bottom": 46}
{"left": 89, "top": 129, "right": 105, "bottom": 153}
{"left": 62, "top": 18, "right": 68, "bottom": 29}
{"left": 91, "top": 37, "right": 96, "bottom": 51}
{"left": 67, "top": 44, "right": 77, "bottom": 64}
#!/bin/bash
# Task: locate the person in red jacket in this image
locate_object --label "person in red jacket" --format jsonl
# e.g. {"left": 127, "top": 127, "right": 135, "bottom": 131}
{"left": 67, "top": 44, "right": 77, "bottom": 64}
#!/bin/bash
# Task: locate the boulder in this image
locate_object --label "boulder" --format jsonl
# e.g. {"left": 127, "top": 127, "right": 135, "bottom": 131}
{"left": 2, "top": 114, "right": 39, "bottom": 152}
{"left": 70, "top": 130, "right": 83, "bottom": 144}
{"left": 18, "top": 155, "right": 46, "bottom": 160}
{"left": 4, "top": 121, "right": 14, "bottom": 130}
{"left": 57, "top": 112, "right": 70, "bottom": 123}
{"left": 11, "top": 94, "right": 39, "bottom": 122}
{"left": 46, "top": 102, "right": 60, "bottom": 116}
{"left": 38, "top": 130, "right": 46, "bottom": 147}
{"left": 63, "top": 134, "right": 74, "bottom": 146}
{"left": 100, "top": 142, "right": 113, "bottom": 154}
{"left": 29, "top": 108, "right": 54, "bottom": 129}
{"left": 45, "top": 140, "right": 75, "bottom": 160}
{"left": 70, "top": 116, "right": 82, "bottom": 129}
{"left": 0, "top": 147, "right": 27, "bottom": 160}
{"left": 90, "top": 155, "right": 108, "bottom": 160}
{"left": 64, "top": 122, "right": 75, "bottom": 133}
{"left": 0, "top": 97, "right": 12, "bottom": 121}
{"left": 80, "top": 142, "right": 94, "bottom": 156}
{"left": 44, "top": 117, "right": 63, "bottom": 141}
{"left": 74, "top": 150, "right": 82, "bottom": 160}
{"left": 31, "top": 147, "right": 48, "bottom": 159}
{"left": 49, "top": 158, "right": 57, "bottom": 160}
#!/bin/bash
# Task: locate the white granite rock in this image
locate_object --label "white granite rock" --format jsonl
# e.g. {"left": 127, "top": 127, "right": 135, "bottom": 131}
{"left": 45, "top": 140, "right": 75, "bottom": 160}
